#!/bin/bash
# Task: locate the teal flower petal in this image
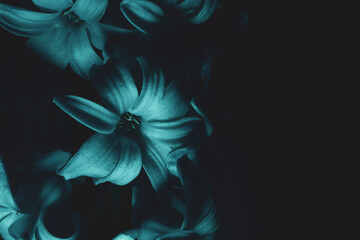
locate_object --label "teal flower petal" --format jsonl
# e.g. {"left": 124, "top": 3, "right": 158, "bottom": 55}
{"left": 0, "top": 212, "right": 22, "bottom": 240}
{"left": 120, "top": 0, "right": 165, "bottom": 35}
{"left": 141, "top": 116, "right": 202, "bottom": 148}
{"left": 137, "top": 219, "right": 171, "bottom": 240}
{"left": 0, "top": 158, "right": 19, "bottom": 212}
{"left": 131, "top": 79, "right": 189, "bottom": 122}
{"left": 92, "top": 59, "right": 139, "bottom": 116}
{"left": 8, "top": 214, "right": 38, "bottom": 240}
{"left": 142, "top": 142, "right": 169, "bottom": 192}
{"left": 68, "top": 26, "right": 104, "bottom": 79}
{"left": 152, "top": 81, "right": 190, "bottom": 121}
{"left": 167, "top": 147, "right": 197, "bottom": 176}
{"left": 26, "top": 150, "right": 72, "bottom": 172}
{"left": 191, "top": 96, "right": 213, "bottom": 137}
{"left": 58, "top": 133, "right": 142, "bottom": 186}
{"left": 129, "top": 57, "right": 166, "bottom": 120}
{"left": 26, "top": 19, "right": 72, "bottom": 70}
{"left": 0, "top": 4, "right": 60, "bottom": 37}
{"left": 113, "top": 233, "right": 136, "bottom": 240}
{"left": 53, "top": 95, "right": 119, "bottom": 134}
{"left": 36, "top": 214, "right": 80, "bottom": 240}
{"left": 0, "top": 157, "right": 22, "bottom": 240}
{"left": 93, "top": 136, "right": 142, "bottom": 186}
{"left": 156, "top": 230, "right": 196, "bottom": 240}
{"left": 177, "top": 157, "right": 217, "bottom": 235}
{"left": 32, "top": 0, "right": 73, "bottom": 12}
{"left": 86, "top": 23, "right": 106, "bottom": 51}
{"left": 71, "top": 0, "right": 108, "bottom": 22}
{"left": 176, "top": 0, "right": 218, "bottom": 24}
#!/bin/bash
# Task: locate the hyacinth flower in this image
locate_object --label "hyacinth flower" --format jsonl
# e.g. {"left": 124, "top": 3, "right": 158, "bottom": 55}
{"left": 53, "top": 57, "right": 203, "bottom": 191}
{"left": 0, "top": 156, "right": 80, "bottom": 240}
{"left": 113, "top": 156, "right": 218, "bottom": 240}
{"left": 120, "top": 0, "right": 219, "bottom": 35}
{"left": 0, "top": 0, "right": 137, "bottom": 79}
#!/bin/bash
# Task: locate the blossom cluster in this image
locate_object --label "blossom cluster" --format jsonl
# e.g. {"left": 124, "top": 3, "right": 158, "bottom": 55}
{"left": 0, "top": 0, "right": 232, "bottom": 239}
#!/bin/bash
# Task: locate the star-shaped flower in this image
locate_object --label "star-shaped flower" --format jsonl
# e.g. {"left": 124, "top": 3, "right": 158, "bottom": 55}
{"left": 0, "top": 0, "right": 137, "bottom": 79}
{"left": 0, "top": 156, "right": 79, "bottom": 240}
{"left": 120, "top": 0, "right": 220, "bottom": 35}
{"left": 53, "top": 57, "right": 203, "bottom": 191}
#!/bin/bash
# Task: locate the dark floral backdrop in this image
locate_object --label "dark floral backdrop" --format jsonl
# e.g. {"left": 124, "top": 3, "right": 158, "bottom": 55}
{"left": 0, "top": 0, "right": 357, "bottom": 239}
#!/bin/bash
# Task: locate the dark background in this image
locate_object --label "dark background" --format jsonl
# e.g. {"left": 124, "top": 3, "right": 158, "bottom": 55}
{"left": 0, "top": 0, "right": 358, "bottom": 239}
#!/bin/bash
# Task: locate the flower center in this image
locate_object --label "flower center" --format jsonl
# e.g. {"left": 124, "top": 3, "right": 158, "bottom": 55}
{"left": 115, "top": 112, "right": 141, "bottom": 134}
{"left": 63, "top": 9, "right": 81, "bottom": 24}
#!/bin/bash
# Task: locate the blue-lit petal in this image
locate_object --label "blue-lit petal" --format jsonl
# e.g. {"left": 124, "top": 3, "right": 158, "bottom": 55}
{"left": 142, "top": 142, "right": 169, "bottom": 192}
{"left": 13, "top": 175, "right": 70, "bottom": 216}
{"left": 177, "top": 157, "right": 217, "bottom": 235}
{"left": 0, "top": 212, "right": 22, "bottom": 240}
{"left": 137, "top": 219, "right": 171, "bottom": 240}
{"left": 131, "top": 80, "right": 189, "bottom": 122}
{"left": 27, "top": 150, "right": 72, "bottom": 172}
{"left": 71, "top": 0, "right": 108, "bottom": 22}
{"left": 157, "top": 230, "right": 196, "bottom": 240}
{"left": 68, "top": 27, "right": 104, "bottom": 80}
{"left": 176, "top": 0, "right": 218, "bottom": 24}
{"left": 120, "top": 0, "right": 165, "bottom": 35}
{"left": 53, "top": 95, "right": 119, "bottom": 134}
{"left": 151, "top": 81, "right": 189, "bottom": 121}
{"left": 113, "top": 233, "right": 136, "bottom": 240}
{"left": 0, "top": 157, "right": 19, "bottom": 211}
{"left": 91, "top": 60, "right": 139, "bottom": 115}
{"left": 26, "top": 19, "right": 71, "bottom": 70}
{"left": 93, "top": 136, "right": 142, "bottom": 186}
{"left": 32, "top": 0, "right": 73, "bottom": 12}
{"left": 57, "top": 133, "right": 137, "bottom": 183}
{"left": 86, "top": 23, "right": 106, "bottom": 51}
{"left": 157, "top": 82, "right": 190, "bottom": 120}
{"left": 167, "top": 147, "right": 197, "bottom": 176}
{"left": 129, "top": 57, "right": 165, "bottom": 120}
{"left": 8, "top": 214, "right": 38, "bottom": 240}
{"left": 36, "top": 214, "right": 80, "bottom": 240}
{"left": 35, "top": 175, "right": 70, "bottom": 211}
{"left": 0, "top": 4, "right": 60, "bottom": 37}
{"left": 141, "top": 117, "right": 202, "bottom": 148}
{"left": 191, "top": 96, "right": 213, "bottom": 137}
